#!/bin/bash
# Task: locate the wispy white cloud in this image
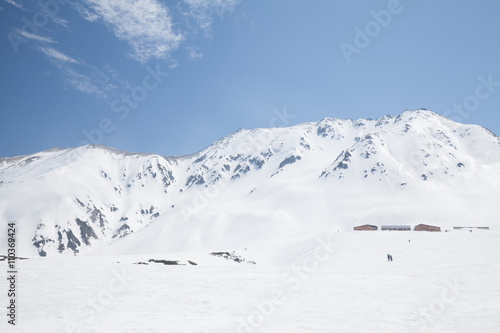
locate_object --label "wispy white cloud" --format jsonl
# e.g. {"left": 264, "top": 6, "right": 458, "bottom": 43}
{"left": 15, "top": 30, "right": 56, "bottom": 44}
{"left": 188, "top": 47, "right": 203, "bottom": 60}
{"left": 17, "top": 0, "right": 241, "bottom": 98}
{"left": 39, "top": 47, "right": 79, "bottom": 64}
{"left": 11, "top": 32, "right": 108, "bottom": 96}
{"left": 51, "top": 16, "right": 69, "bottom": 27}
{"left": 73, "top": 3, "right": 100, "bottom": 22}
{"left": 72, "top": 0, "right": 242, "bottom": 65}
{"left": 79, "top": 0, "right": 183, "bottom": 63}
{"left": 58, "top": 59, "right": 123, "bottom": 98}
{"left": 55, "top": 61, "right": 123, "bottom": 98}
{"left": 183, "top": 0, "right": 240, "bottom": 34}
{"left": 189, "top": 50, "right": 203, "bottom": 59}
{"left": 4, "top": 0, "right": 23, "bottom": 10}
{"left": 102, "top": 64, "right": 119, "bottom": 79}
{"left": 63, "top": 67, "right": 105, "bottom": 97}
{"left": 2, "top": 1, "right": 132, "bottom": 98}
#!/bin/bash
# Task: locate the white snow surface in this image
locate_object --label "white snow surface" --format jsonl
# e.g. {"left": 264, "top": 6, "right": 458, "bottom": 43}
{"left": 1, "top": 230, "right": 499, "bottom": 332}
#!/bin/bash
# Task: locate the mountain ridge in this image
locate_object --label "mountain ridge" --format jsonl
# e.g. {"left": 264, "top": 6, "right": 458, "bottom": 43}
{"left": 1, "top": 110, "right": 499, "bottom": 257}
{"left": 6, "top": 109, "right": 498, "bottom": 161}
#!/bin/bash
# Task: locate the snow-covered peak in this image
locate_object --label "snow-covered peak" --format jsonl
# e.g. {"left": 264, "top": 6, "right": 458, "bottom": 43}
{"left": 1, "top": 110, "right": 499, "bottom": 257}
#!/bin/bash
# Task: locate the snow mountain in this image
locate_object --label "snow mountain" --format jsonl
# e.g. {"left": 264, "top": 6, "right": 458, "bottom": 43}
{"left": 1, "top": 110, "right": 499, "bottom": 257}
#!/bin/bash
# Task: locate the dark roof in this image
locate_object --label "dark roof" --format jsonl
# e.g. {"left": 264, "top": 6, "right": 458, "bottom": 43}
{"left": 381, "top": 225, "right": 410, "bottom": 228}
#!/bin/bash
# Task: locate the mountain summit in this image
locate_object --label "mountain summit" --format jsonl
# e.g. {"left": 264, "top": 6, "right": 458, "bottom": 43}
{"left": 1, "top": 110, "right": 499, "bottom": 257}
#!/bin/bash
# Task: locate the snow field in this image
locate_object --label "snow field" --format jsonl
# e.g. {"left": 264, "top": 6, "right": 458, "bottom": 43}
{"left": 1, "top": 230, "right": 499, "bottom": 333}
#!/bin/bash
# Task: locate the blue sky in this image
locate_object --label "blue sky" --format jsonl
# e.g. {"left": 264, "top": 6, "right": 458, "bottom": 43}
{"left": 1, "top": 0, "right": 499, "bottom": 158}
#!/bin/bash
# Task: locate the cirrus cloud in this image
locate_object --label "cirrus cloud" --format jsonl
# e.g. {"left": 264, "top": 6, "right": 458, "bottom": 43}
{"left": 39, "top": 47, "right": 79, "bottom": 64}
{"left": 79, "top": 0, "right": 184, "bottom": 63}
{"left": 14, "top": 29, "right": 56, "bottom": 44}
{"left": 183, "top": 0, "right": 241, "bottom": 34}
{"left": 4, "top": 0, "right": 24, "bottom": 10}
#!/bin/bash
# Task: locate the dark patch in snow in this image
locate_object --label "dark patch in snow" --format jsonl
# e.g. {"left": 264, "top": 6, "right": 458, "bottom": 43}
{"left": 279, "top": 155, "right": 302, "bottom": 169}
{"left": 317, "top": 126, "right": 329, "bottom": 137}
{"left": 186, "top": 174, "right": 205, "bottom": 187}
{"left": 194, "top": 154, "right": 206, "bottom": 163}
{"left": 76, "top": 218, "right": 98, "bottom": 245}
{"left": 65, "top": 229, "right": 81, "bottom": 253}
{"left": 300, "top": 137, "right": 311, "bottom": 150}
{"left": 32, "top": 234, "right": 54, "bottom": 256}
{"left": 210, "top": 251, "right": 256, "bottom": 264}
{"left": 113, "top": 224, "right": 131, "bottom": 239}
{"left": 336, "top": 162, "right": 348, "bottom": 170}
{"left": 148, "top": 259, "right": 180, "bottom": 265}
{"left": 333, "top": 151, "right": 351, "bottom": 171}
{"left": 354, "top": 121, "right": 365, "bottom": 128}
{"left": 249, "top": 157, "right": 265, "bottom": 169}
{"left": 21, "top": 156, "right": 42, "bottom": 166}
{"left": 230, "top": 154, "right": 243, "bottom": 161}
{"left": 89, "top": 207, "right": 107, "bottom": 229}
{"left": 261, "top": 150, "right": 273, "bottom": 158}
{"left": 57, "top": 231, "right": 64, "bottom": 252}
{"left": 162, "top": 170, "right": 175, "bottom": 188}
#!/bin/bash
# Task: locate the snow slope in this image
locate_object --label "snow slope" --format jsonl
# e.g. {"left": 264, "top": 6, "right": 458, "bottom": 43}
{"left": 0, "top": 110, "right": 500, "bottom": 257}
